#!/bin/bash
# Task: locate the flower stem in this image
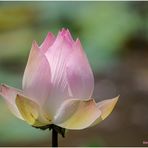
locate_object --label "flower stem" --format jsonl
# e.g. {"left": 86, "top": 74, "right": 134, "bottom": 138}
{"left": 52, "top": 126, "right": 58, "bottom": 147}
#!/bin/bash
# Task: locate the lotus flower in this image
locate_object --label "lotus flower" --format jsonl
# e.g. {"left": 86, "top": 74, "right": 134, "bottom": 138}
{"left": 0, "top": 28, "right": 118, "bottom": 130}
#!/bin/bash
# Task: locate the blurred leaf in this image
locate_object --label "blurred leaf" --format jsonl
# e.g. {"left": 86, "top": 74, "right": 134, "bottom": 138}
{"left": 76, "top": 3, "right": 141, "bottom": 72}
{"left": 0, "top": 28, "right": 34, "bottom": 63}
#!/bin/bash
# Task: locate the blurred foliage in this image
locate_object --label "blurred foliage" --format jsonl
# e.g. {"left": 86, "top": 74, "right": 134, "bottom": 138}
{"left": 0, "top": 1, "right": 148, "bottom": 146}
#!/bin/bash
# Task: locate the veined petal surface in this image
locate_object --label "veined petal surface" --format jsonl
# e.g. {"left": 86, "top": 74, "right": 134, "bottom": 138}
{"left": 44, "top": 29, "right": 75, "bottom": 115}
{"left": 44, "top": 29, "right": 94, "bottom": 116}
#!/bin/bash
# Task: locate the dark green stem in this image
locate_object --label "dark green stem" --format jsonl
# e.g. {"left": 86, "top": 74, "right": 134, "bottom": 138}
{"left": 52, "top": 126, "right": 58, "bottom": 147}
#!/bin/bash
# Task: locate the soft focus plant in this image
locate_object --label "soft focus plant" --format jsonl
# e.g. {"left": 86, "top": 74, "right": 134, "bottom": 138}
{"left": 0, "top": 28, "right": 118, "bottom": 147}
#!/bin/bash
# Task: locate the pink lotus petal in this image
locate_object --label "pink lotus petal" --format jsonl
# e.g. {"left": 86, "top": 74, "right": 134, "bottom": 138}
{"left": 60, "top": 28, "right": 74, "bottom": 44}
{"left": 43, "top": 29, "right": 76, "bottom": 115}
{"left": 40, "top": 32, "right": 55, "bottom": 53}
{"left": 0, "top": 84, "right": 23, "bottom": 119}
{"left": 44, "top": 29, "right": 94, "bottom": 116}
{"left": 53, "top": 98, "right": 101, "bottom": 129}
{"left": 66, "top": 39, "right": 94, "bottom": 99}
{"left": 22, "top": 41, "right": 51, "bottom": 106}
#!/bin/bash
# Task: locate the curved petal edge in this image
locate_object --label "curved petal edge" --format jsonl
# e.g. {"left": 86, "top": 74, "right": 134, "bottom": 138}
{"left": 90, "top": 96, "right": 119, "bottom": 127}
{"left": 53, "top": 98, "right": 101, "bottom": 130}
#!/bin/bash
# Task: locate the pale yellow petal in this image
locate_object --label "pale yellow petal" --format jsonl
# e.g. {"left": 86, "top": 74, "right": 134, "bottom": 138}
{"left": 91, "top": 96, "right": 119, "bottom": 127}
{"left": 15, "top": 94, "right": 52, "bottom": 127}
{"left": 54, "top": 99, "right": 101, "bottom": 130}
{"left": 98, "top": 96, "right": 119, "bottom": 120}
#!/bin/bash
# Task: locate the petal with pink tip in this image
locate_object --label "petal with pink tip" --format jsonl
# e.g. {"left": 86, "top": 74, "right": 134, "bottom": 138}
{"left": 53, "top": 98, "right": 101, "bottom": 130}
{"left": 90, "top": 96, "right": 119, "bottom": 127}
{"left": 16, "top": 94, "right": 52, "bottom": 127}
{"left": 44, "top": 29, "right": 75, "bottom": 115}
{"left": 40, "top": 32, "right": 55, "bottom": 53}
{"left": 66, "top": 39, "right": 94, "bottom": 99}
{"left": 22, "top": 41, "right": 51, "bottom": 106}
{"left": 0, "top": 84, "right": 23, "bottom": 119}
{"left": 60, "top": 28, "right": 74, "bottom": 44}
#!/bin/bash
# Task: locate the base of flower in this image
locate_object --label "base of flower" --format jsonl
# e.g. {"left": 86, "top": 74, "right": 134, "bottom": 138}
{"left": 32, "top": 124, "right": 66, "bottom": 137}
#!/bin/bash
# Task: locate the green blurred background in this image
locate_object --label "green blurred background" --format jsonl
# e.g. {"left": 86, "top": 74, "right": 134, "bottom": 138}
{"left": 0, "top": 1, "right": 148, "bottom": 147}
